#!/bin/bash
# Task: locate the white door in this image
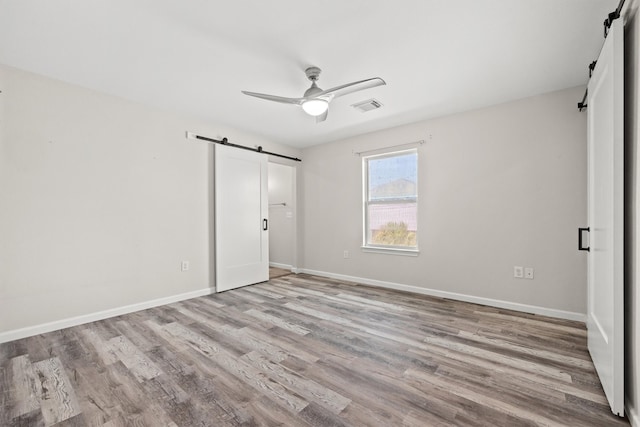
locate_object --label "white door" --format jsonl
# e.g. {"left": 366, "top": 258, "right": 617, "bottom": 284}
{"left": 586, "top": 18, "right": 624, "bottom": 417}
{"left": 215, "top": 144, "right": 269, "bottom": 292}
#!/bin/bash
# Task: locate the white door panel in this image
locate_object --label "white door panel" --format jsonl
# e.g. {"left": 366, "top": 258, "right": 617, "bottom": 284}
{"left": 215, "top": 144, "right": 268, "bottom": 292}
{"left": 586, "top": 18, "right": 624, "bottom": 417}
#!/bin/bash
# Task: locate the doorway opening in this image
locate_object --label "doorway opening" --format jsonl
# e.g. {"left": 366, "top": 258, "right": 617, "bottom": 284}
{"left": 267, "top": 161, "right": 297, "bottom": 278}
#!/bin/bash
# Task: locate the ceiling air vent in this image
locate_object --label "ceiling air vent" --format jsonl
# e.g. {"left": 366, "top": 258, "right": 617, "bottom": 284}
{"left": 351, "top": 98, "right": 383, "bottom": 112}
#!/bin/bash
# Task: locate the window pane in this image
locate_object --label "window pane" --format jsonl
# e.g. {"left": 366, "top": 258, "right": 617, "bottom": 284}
{"left": 367, "top": 202, "right": 417, "bottom": 246}
{"left": 364, "top": 149, "right": 418, "bottom": 249}
{"left": 368, "top": 152, "right": 417, "bottom": 201}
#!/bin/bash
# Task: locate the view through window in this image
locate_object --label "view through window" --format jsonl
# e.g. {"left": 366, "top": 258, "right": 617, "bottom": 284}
{"left": 363, "top": 148, "right": 418, "bottom": 250}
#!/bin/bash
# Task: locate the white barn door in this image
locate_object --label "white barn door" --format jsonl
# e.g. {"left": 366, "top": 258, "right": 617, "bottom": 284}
{"left": 585, "top": 18, "right": 624, "bottom": 417}
{"left": 215, "top": 144, "right": 269, "bottom": 292}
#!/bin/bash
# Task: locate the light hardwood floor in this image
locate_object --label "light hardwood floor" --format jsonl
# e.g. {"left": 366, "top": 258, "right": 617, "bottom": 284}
{"left": 0, "top": 274, "right": 630, "bottom": 426}
{"left": 269, "top": 267, "right": 293, "bottom": 280}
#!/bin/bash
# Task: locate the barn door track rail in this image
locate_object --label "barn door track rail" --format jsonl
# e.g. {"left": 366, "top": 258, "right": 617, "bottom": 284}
{"left": 186, "top": 132, "right": 302, "bottom": 162}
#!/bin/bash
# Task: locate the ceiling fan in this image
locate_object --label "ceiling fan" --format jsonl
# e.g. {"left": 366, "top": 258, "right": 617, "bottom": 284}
{"left": 241, "top": 67, "right": 386, "bottom": 123}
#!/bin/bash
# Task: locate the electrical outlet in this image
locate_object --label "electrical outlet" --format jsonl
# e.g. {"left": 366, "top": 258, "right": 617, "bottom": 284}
{"left": 524, "top": 267, "right": 534, "bottom": 279}
{"left": 181, "top": 261, "right": 189, "bottom": 272}
{"left": 343, "top": 250, "right": 349, "bottom": 259}
{"left": 514, "top": 266, "right": 524, "bottom": 278}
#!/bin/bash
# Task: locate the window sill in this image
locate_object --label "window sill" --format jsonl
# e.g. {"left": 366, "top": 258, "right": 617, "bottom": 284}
{"left": 361, "top": 246, "right": 419, "bottom": 256}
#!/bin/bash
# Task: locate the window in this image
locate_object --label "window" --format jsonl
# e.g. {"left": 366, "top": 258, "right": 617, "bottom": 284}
{"left": 363, "top": 148, "right": 418, "bottom": 253}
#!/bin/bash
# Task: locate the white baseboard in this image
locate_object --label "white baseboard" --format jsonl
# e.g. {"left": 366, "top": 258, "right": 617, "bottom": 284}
{"left": 0, "top": 287, "right": 214, "bottom": 344}
{"left": 269, "top": 262, "right": 294, "bottom": 271}
{"left": 628, "top": 398, "right": 640, "bottom": 427}
{"left": 299, "top": 268, "right": 586, "bottom": 322}
{"left": 0, "top": 270, "right": 587, "bottom": 343}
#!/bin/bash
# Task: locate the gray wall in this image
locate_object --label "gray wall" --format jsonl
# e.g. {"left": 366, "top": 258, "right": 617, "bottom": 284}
{"left": 0, "top": 64, "right": 300, "bottom": 336}
{"left": 624, "top": 0, "right": 640, "bottom": 423}
{"left": 299, "top": 86, "right": 588, "bottom": 318}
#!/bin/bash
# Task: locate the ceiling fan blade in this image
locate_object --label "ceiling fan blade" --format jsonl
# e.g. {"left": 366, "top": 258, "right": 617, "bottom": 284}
{"left": 241, "top": 91, "right": 304, "bottom": 105}
{"left": 317, "top": 77, "right": 386, "bottom": 100}
{"left": 315, "top": 109, "right": 328, "bottom": 123}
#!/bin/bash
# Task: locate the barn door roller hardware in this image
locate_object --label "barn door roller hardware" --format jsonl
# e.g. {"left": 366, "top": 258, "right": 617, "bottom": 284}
{"left": 577, "top": 61, "right": 598, "bottom": 111}
{"left": 577, "top": 0, "right": 625, "bottom": 111}
{"left": 603, "top": 0, "right": 625, "bottom": 38}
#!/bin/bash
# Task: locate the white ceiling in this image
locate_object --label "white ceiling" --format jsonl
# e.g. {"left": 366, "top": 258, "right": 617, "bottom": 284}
{"left": 0, "top": 0, "right": 617, "bottom": 148}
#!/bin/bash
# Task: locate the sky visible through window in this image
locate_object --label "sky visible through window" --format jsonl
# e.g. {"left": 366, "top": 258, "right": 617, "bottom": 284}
{"left": 368, "top": 152, "right": 417, "bottom": 195}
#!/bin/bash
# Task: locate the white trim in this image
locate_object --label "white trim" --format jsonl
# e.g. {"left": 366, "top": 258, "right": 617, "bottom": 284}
{"left": 354, "top": 140, "right": 425, "bottom": 157}
{"left": 299, "top": 268, "right": 586, "bottom": 322}
{"left": 361, "top": 246, "right": 419, "bottom": 256}
{"left": 625, "top": 3, "right": 640, "bottom": 423}
{"left": 628, "top": 398, "right": 640, "bottom": 427}
{"left": 0, "top": 287, "right": 214, "bottom": 344}
{"left": 269, "top": 262, "right": 293, "bottom": 270}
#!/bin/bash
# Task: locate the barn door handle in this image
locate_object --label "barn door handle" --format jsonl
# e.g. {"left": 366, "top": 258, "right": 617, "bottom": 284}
{"left": 578, "top": 227, "right": 590, "bottom": 251}
{"left": 263, "top": 219, "right": 268, "bottom": 231}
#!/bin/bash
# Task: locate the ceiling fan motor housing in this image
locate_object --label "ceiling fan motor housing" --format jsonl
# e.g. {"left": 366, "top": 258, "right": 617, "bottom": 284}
{"left": 305, "top": 66, "right": 322, "bottom": 82}
{"left": 303, "top": 82, "right": 323, "bottom": 98}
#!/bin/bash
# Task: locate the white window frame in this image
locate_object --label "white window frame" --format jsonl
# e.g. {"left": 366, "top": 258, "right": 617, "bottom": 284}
{"left": 362, "top": 148, "right": 419, "bottom": 256}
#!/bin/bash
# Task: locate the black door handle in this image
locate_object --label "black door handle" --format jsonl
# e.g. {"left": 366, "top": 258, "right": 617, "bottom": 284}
{"left": 263, "top": 219, "right": 268, "bottom": 231}
{"left": 578, "top": 227, "right": 590, "bottom": 251}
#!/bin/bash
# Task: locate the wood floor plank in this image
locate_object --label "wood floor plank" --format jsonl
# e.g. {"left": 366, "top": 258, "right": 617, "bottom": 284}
{"left": 244, "top": 308, "right": 311, "bottom": 335}
{"left": 32, "top": 357, "right": 81, "bottom": 426}
{"left": 295, "top": 354, "right": 463, "bottom": 426}
{"left": 235, "top": 325, "right": 322, "bottom": 364}
{"left": 80, "top": 330, "right": 118, "bottom": 366}
{"left": 106, "top": 335, "right": 162, "bottom": 382}
{"left": 217, "top": 324, "right": 294, "bottom": 363}
{"left": 0, "top": 273, "right": 630, "bottom": 426}
{"left": 146, "top": 345, "right": 254, "bottom": 425}
{"left": 239, "top": 285, "right": 285, "bottom": 300}
{"left": 406, "top": 344, "right": 608, "bottom": 405}
{"left": 154, "top": 320, "right": 310, "bottom": 413}
{"left": 6, "top": 409, "right": 46, "bottom": 427}
{"left": 241, "top": 350, "right": 351, "bottom": 415}
{"left": 404, "top": 367, "right": 569, "bottom": 427}
{"left": 111, "top": 319, "right": 156, "bottom": 353}
{"left": 7, "top": 355, "right": 41, "bottom": 420}
{"left": 422, "top": 334, "right": 573, "bottom": 382}
{"left": 68, "top": 365, "right": 119, "bottom": 426}
{"left": 104, "top": 360, "right": 177, "bottom": 426}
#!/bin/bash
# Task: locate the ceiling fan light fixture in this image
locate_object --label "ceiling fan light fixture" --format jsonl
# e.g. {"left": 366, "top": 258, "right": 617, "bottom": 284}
{"left": 301, "top": 99, "right": 329, "bottom": 116}
{"left": 241, "top": 67, "right": 386, "bottom": 123}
